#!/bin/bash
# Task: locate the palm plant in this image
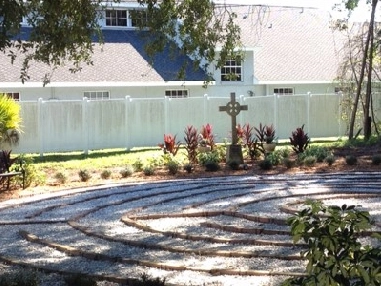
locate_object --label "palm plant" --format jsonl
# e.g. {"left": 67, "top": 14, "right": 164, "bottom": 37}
{"left": 0, "top": 94, "right": 22, "bottom": 146}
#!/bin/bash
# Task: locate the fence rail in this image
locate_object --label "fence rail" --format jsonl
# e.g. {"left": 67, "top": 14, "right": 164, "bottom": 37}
{"left": 11, "top": 93, "right": 380, "bottom": 155}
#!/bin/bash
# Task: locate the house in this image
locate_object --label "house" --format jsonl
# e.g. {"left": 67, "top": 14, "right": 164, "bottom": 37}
{"left": 0, "top": 2, "right": 343, "bottom": 101}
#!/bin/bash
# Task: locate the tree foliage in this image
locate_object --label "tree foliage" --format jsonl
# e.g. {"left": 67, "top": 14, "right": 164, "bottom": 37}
{"left": 1, "top": 0, "right": 242, "bottom": 84}
{"left": 0, "top": 94, "right": 21, "bottom": 146}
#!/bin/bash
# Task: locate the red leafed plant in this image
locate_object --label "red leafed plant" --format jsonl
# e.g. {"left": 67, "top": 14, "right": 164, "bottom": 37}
{"left": 199, "top": 123, "right": 215, "bottom": 150}
{"left": 184, "top": 125, "right": 198, "bottom": 163}
{"left": 158, "top": 134, "right": 181, "bottom": 156}
{"left": 289, "top": 124, "right": 310, "bottom": 154}
{"left": 237, "top": 123, "right": 260, "bottom": 160}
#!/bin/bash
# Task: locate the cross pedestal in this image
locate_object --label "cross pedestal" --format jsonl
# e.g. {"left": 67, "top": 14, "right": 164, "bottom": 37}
{"left": 219, "top": 92, "right": 248, "bottom": 164}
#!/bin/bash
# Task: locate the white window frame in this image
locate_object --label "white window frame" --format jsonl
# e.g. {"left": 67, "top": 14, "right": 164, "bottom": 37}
{"left": 165, "top": 89, "right": 189, "bottom": 98}
{"left": 105, "top": 9, "right": 128, "bottom": 27}
{"left": 273, "top": 88, "right": 294, "bottom": 95}
{"left": 221, "top": 58, "right": 243, "bottom": 82}
{"left": 84, "top": 91, "right": 110, "bottom": 100}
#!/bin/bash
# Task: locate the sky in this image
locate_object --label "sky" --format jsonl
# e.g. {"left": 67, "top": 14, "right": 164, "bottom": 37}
{"left": 214, "top": 0, "right": 378, "bottom": 21}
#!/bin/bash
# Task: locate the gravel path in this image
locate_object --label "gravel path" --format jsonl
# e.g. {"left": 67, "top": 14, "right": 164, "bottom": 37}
{"left": 0, "top": 172, "right": 381, "bottom": 285}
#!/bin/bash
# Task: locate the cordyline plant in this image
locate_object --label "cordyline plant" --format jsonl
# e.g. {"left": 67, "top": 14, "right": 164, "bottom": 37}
{"left": 158, "top": 134, "right": 181, "bottom": 156}
{"left": 289, "top": 124, "right": 310, "bottom": 154}
{"left": 184, "top": 125, "right": 198, "bottom": 164}
{"left": 237, "top": 123, "right": 260, "bottom": 160}
{"left": 199, "top": 123, "right": 215, "bottom": 150}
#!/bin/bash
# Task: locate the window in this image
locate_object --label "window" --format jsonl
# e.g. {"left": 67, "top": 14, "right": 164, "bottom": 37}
{"left": 165, "top": 90, "right": 188, "bottom": 98}
{"left": 84, "top": 91, "right": 110, "bottom": 100}
{"left": 5, "top": 92, "right": 20, "bottom": 101}
{"left": 106, "top": 10, "right": 127, "bottom": 27}
{"left": 221, "top": 58, "right": 242, "bottom": 81}
{"left": 274, "top": 88, "right": 294, "bottom": 95}
{"left": 129, "top": 10, "right": 148, "bottom": 27}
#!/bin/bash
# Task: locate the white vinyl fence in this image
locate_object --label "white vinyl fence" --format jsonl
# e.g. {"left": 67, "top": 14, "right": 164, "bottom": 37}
{"left": 12, "top": 93, "right": 381, "bottom": 155}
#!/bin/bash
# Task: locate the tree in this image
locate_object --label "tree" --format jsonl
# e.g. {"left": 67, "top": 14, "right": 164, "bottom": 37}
{"left": 1, "top": 0, "right": 242, "bottom": 84}
{"left": 0, "top": 94, "right": 21, "bottom": 146}
{"left": 339, "top": 0, "right": 380, "bottom": 140}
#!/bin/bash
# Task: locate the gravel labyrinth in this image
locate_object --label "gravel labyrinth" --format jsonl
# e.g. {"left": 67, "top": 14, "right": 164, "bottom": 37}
{"left": 1, "top": 172, "right": 381, "bottom": 286}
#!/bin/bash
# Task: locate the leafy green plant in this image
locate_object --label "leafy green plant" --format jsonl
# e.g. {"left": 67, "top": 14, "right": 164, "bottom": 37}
{"left": 0, "top": 94, "right": 22, "bottom": 146}
{"left": 120, "top": 164, "right": 134, "bottom": 177}
{"left": 258, "top": 158, "right": 272, "bottom": 170}
{"left": 283, "top": 201, "right": 381, "bottom": 286}
{"left": 166, "top": 160, "right": 180, "bottom": 175}
{"left": 132, "top": 159, "right": 144, "bottom": 172}
{"left": 371, "top": 154, "right": 381, "bottom": 165}
{"left": 301, "top": 145, "right": 330, "bottom": 162}
{"left": 158, "top": 134, "right": 181, "bottom": 156}
{"left": 346, "top": 154, "right": 358, "bottom": 165}
{"left": 303, "top": 155, "right": 317, "bottom": 167}
{"left": 183, "top": 163, "right": 193, "bottom": 173}
{"left": 325, "top": 154, "right": 336, "bottom": 166}
{"left": 289, "top": 124, "right": 310, "bottom": 154}
{"left": 64, "top": 273, "right": 96, "bottom": 286}
{"left": 184, "top": 125, "right": 199, "bottom": 164}
{"left": 283, "top": 158, "right": 295, "bottom": 169}
{"left": 197, "top": 150, "right": 220, "bottom": 166}
{"left": 0, "top": 268, "right": 39, "bottom": 286}
{"left": 266, "top": 150, "right": 282, "bottom": 166}
{"left": 78, "top": 169, "right": 91, "bottom": 182}
{"left": 100, "top": 169, "right": 111, "bottom": 179}
{"left": 143, "top": 165, "right": 155, "bottom": 176}
{"left": 54, "top": 171, "right": 67, "bottom": 184}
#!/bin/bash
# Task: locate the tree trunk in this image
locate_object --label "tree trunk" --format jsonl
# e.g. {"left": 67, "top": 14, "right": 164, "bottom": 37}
{"left": 348, "top": 0, "right": 378, "bottom": 139}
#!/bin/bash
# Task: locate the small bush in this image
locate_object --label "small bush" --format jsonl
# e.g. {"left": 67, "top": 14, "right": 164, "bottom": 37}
{"left": 283, "top": 158, "right": 295, "bottom": 169}
{"left": 303, "top": 155, "right": 317, "bottom": 167}
{"left": 183, "top": 163, "right": 193, "bottom": 173}
{"left": 258, "top": 159, "right": 272, "bottom": 170}
{"left": 100, "top": 169, "right": 112, "bottom": 179}
{"left": 120, "top": 165, "right": 134, "bottom": 178}
{"left": 167, "top": 160, "right": 180, "bottom": 175}
{"left": 205, "top": 161, "right": 220, "bottom": 172}
{"left": 197, "top": 151, "right": 220, "bottom": 166}
{"left": 64, "top": 273, "right": 96, "bottom": 286}
{"left": 134, "top": 273, "right": 166, "bottom": 286}
{"left": 143, "top": 166, "right": 155, "bottom": 176}
{"left": 302, "top": 146, "right": 330, "bottom": 162}
{"left": 0, "top": 269, "right": 39, "bottom": 286}
{"left": 266, "top": 150, "right": 283, "bottom": 166}
{"left": 54, "top": 172, "right": 67, "bottom": 184}
{"left": 371, "top": 154, "right": 381, "bottom": 165}
{"left": 325, "top": 154, "right": 336, "bottom": 166}
{"left": 345, "top": 155, "right": 357, "bottom": 165}
{"left": 132, "top": 159, "right": 144, "bottom": 172}
{"left": 78, "top": 169, "right": 92, "bottom": 182}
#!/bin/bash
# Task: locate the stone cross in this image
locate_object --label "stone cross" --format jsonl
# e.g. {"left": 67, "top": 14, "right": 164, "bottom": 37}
{"left": 219, "top": 92, "right": 248, "bottom": 145}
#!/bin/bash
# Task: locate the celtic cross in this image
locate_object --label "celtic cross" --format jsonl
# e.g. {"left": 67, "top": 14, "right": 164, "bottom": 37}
{"left": 219, "top": 92, "right": 248, "bottom": 145}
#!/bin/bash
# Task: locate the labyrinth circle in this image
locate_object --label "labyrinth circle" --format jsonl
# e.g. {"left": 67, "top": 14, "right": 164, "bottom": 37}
{"left": 1, "top": 172, "right": 381, "bottom": 286}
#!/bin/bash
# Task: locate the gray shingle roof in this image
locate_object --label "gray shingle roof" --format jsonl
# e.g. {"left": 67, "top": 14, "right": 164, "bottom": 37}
{"left": 235, "top": 6, "right": 344, "bottom": 82}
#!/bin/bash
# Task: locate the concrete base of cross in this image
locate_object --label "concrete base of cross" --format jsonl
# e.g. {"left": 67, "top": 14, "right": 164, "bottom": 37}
{"left": 226, "top": 144, "right": 244, "bottom": 165}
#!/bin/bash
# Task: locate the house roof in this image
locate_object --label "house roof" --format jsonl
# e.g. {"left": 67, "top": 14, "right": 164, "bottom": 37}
{"left": 0, "top": 28, "right": 208, "bottom": 84}
{"left": 234, "top": 6, "right": 344, "bottom": 83}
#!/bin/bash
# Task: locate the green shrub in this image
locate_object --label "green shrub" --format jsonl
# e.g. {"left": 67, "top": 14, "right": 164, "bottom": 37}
{"left": 0, "top": 269, "right": 39, "bottom": 286}
{"left": 283, "top": 201, "right": 381, "bottom": 286}
{"left": 197, "top": 151, "right": 220, "bottom": 166}
{"left": 132, "top": 159, "right": 144, "bottom": 172}
{"left": 54, "top": 171, "right": 67, "bottom": 184}
{"left": 133, "top": 273, "right": 166, "bottom": 286}
{"left": 166, "top": 160, "right": 180, "bottom": 175}
{"left": 78, "top": 169, "right": 91, "bottom": 182}
{"left": 283, "top": 158, "right": 295, "bottom": 169}
{"left": 303, "top": 155, "right": 317, "bottom": 167}
{"left": 266, "top": 150, "right": 282, "bottom": 166}
{"left": 325, "top": 154, "right": 336, "bottom": 166}
{"left": 371, "top": 154, "right": 381, "bottom": 165}
{"left": 204, "top": 161, "right": 220, "bottom": 172}
{"left": 15, "top": 155, "right": 46, "bottom": 187}
{"left": 183, "top": 163, "right": 193, "bottom": 173}
{"left": 258, "top": 158, "right": 272, "bottom": 170}
{"left": 120, "top": 165, "right": 134, "bottom": 177}
{"left": 302, "top": 145, "right": 330, "bottom": 162}
{"left": 64, "top": 273, "right": 96, "bottom": 286}
{"left": 345, "top": 154, "right": 357, "bottom": 165}
{"left": 143, "top": 165, "right": 155, "bottom": 176}
{"left": 100, "top": 169, "right": 111, "bottom": 179}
